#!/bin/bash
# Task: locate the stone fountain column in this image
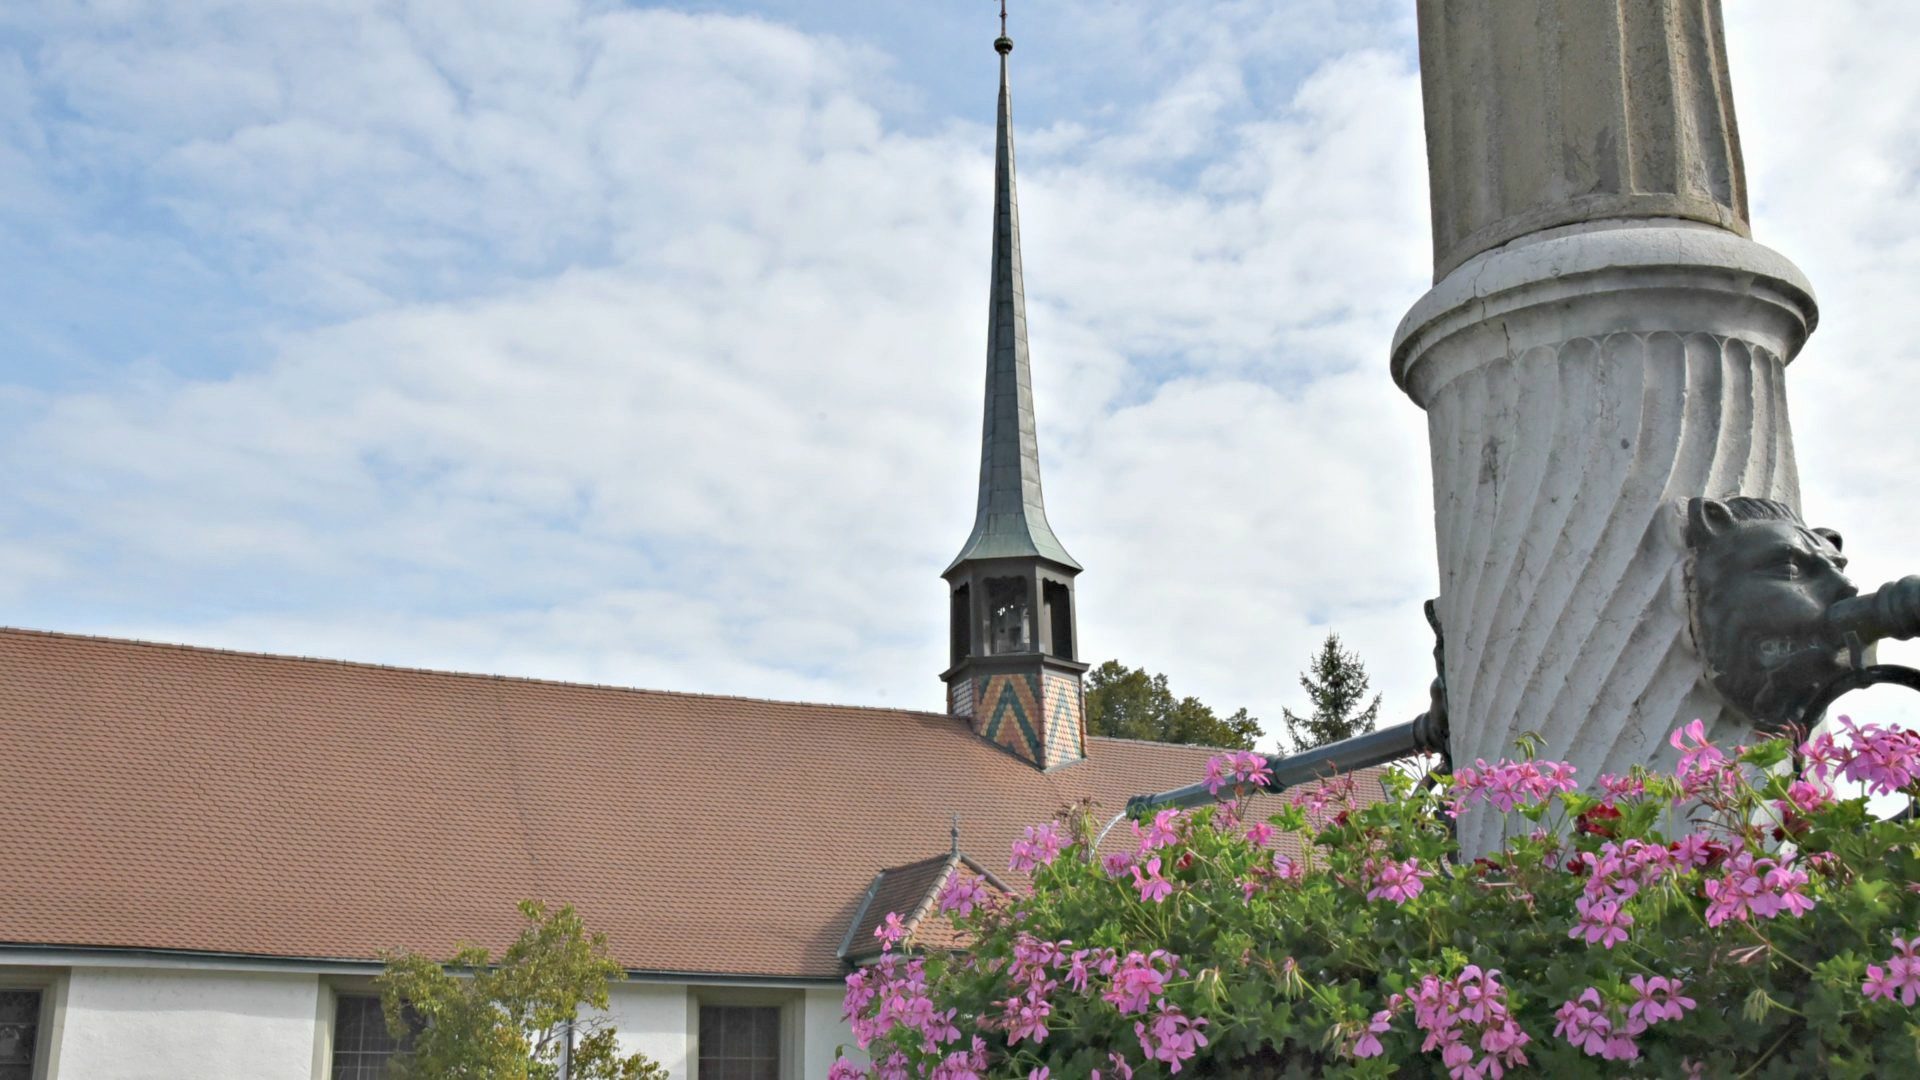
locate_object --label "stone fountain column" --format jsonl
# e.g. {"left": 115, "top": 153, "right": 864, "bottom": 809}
{"left": 1392, "top": 0, "right": 1819, "bottom": 851}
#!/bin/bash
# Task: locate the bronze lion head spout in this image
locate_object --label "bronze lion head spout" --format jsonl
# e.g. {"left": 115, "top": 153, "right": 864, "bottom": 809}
{"left": 1686, "top": 496, "right": 1857, "bottom": 732}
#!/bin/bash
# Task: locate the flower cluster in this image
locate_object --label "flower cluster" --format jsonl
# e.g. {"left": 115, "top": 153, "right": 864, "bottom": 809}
{"left": 998, "top": 936, "right": 1063, "bottom": 1045}
{"left": 1102, "top": 949, "right": 1180, "bottom": 1014}
{"left": 1552, "top": 976, "right": 1696, "bottom": 1062}
{"left": 1130, "top": 809, "right": 1182, "bottom": 853}
{"left": 936, "top": 872, "right": 991, "bottom": 918}
{"left": 1449, "top": 757, "right": 1579, "bottom": 815}
{"left": 1134, "top": 1004, "right": 1208, "bottom": 1072}
{"left": 1803, "top": 715, "right": 1920, "bottom": 796}
{"left": 1358, "top": 965, "right": 1529, "bottom": 1079}
{"left": 1363, "top": 855, "right": 1432, "bottom": 904}
{"left": 1204, "top": 750, "right": 1273, "bottom": 796}
{"left": 843, "top": 926, "right": 961, "bottom": 1057}
{"left": 1129, "top": 857, "right": 1172, "bottom": 904}
{"left": 1007, "top": 823, "right": 1062, "bottom": 873}
{"left": 1668, "top": 720, "right": 1731, "bottom": 794}
{"left": 1862, "top": 933, "right": 1920, "bottom": 1005}
{"left": 1565, "top": 839, "right": 1679, "bottom": 949}
{"left": 837, "top": 716, "right": 1920, "bottom": 1077}
{"left": 1287, "top": 772, "right": 1358, "bottom": 823}
{"left": 1702, "top": 851, "right": 1815, "bottom": 927}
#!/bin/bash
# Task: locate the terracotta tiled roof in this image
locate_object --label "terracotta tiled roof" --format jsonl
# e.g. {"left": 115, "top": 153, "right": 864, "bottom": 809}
{"left": 0, "top": 627, "right": 1388, "bottom": 980}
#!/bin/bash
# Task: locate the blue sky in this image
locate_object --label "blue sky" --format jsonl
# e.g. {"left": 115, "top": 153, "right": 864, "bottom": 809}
{"left": 3, "top": 1, "right": 1918, "bottom": 741}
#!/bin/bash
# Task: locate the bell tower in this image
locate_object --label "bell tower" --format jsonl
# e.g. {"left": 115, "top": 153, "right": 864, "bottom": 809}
{"left": 941, "top": 14, "right": 1087, "bottom": 771}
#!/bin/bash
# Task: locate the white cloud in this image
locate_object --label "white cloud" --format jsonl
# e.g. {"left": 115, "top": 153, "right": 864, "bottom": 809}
{"left": 2, "top": 1, "right": 1917, "bottom": 748}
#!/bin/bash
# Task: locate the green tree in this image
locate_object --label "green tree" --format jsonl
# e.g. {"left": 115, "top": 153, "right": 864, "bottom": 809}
{"left": 1278, "top": 631, "right": 1382, "bottom": 753}
{"left": 377, "top": 900, "right": 667, "bottom": 1080}
{"left": 1083, "top": 660, "right": 1261, "bottom": 749}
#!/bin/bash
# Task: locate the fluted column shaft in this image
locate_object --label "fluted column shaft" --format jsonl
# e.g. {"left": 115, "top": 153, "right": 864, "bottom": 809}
{"left": 1419, "top": 0, "right": 1748, "bottom": 278}
{"left": 1399, "top": 1, "right": 1817, "bottom": 851}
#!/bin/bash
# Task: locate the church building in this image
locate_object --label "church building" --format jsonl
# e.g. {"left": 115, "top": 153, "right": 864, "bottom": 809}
{"left": 0, "top": 27, "right": 1370, "bottom": 1080}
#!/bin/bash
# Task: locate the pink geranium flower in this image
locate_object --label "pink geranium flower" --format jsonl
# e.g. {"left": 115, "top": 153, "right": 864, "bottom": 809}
{"left": 1569, "top": 895, "right": 1632, "bottom": 949}
{"left": 1103, "top": 951, "right": 1173, "bottom": 1015}
{"left": 1554, "top": 988, "right": 1638, "bottom": 1060}
{"left": 1803, "top": 716, "right": 1920, "bottom": 796}
{"left": 1133, "top": 809, "right": 1182, "bottom": 853}
{"left": 1008, "top": 822, "right": 1062, "bottom": 872}
{"left": 1451, "top": 757, "right": 1578, "bottom": 816}
{"left": 1365, "top": 856, "right": 1431, "bottom": 904}
{"left": 1205, "top": 750, "right": 1273, "bottom": 795}
{"left": 1352, "top": 1009, "right": 1392, "bottom": 1059}
{"left": 1704, "top": 852, "right": 1816, "bottom": 927}
{"left": 1864, "top": 963, "right": 1898, "bottom": 1003}
{"left": 1864, "top": 933, "right": 1920, "bottom": 1005}
{"left": 1626, "top": 975, "right": 1696, "bottom": 1031}
{"left": 1669, "top": 719, "right": 1725, "bottom": 773}
{"left": 936, "top": 873, "right": 989, "bottom": 917}
{"left": 1136, "top": 1004, "right": 1209, "bottom": 1073}
{"left": 1132, "top": 857, "right": 1173, "bottom": 903}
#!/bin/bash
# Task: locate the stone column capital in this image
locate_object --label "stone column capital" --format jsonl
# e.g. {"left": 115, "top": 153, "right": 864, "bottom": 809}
{"left": 1392, "top": 222, "right": 1816, "bottom": 409}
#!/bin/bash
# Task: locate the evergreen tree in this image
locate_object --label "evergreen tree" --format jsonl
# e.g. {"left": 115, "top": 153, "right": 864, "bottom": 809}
{"left": 1084, "top": 660, "right": 1261, "bottom": 750}
{"left": 1278, "top": 632, "right": 1382, "bottom": 754}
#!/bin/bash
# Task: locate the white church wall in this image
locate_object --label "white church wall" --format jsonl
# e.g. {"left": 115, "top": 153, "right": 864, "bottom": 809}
{"left": 56, "top": 967, "right": 321, "bottom": 1080}
{"left": 801, "top": 987, "right": 853, "bottom": 1077}
{"left": 11, "top": 957, "right": 849, "bottom": 1080}
{"left": 606, "top": 981, "right": 694, "bottom": 1078}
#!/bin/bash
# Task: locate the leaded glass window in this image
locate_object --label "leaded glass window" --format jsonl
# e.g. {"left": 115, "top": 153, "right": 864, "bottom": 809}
{"left": 331, "top": 994, "right": 412, "bottom": 1080}
{"left": 697, "top": 1004, "right": 780, "bottom": 1080}
{"left": 0, "top": 990, "right": 39, "bottom": 1080}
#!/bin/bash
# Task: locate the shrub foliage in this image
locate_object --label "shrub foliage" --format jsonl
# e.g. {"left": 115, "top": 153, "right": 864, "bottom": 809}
{"left": 836, "top": 719, "right": 1920, "bottom": 1078}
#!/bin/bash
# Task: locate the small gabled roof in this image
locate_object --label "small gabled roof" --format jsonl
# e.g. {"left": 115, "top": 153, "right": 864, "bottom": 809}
{"left": 840, "top": 851, "right": 1010, "bottom": 965}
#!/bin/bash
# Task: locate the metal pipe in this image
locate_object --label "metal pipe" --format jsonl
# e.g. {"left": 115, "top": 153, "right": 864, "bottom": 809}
{"left": 1123, "top": 711, "right": 1449, "bottom": 817}
{"left": 1827, "top": 577, "right": 1920, "bottom": 651}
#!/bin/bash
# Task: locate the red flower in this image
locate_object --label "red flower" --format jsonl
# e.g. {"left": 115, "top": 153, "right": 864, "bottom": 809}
{"left": 1574, "top": 804, "right": 1621, "bottom": 838}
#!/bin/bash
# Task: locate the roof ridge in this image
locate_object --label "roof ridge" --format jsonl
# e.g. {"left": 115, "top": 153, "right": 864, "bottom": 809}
{"left": 874, "top": 852, "right": 959, "bottom": 876}
{"left": 896, "top": 855, "right": 960, "bottom": 944}
{"left": 1085, "top": 734, "right": 1252, "bottom": 752}
{"left": 0, "top": 624, "right": 952, "bottom": 720}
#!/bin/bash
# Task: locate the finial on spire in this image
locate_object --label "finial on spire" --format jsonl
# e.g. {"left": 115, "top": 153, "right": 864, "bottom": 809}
{"left": 950, "top": 813, "right": 960, "bottom": 856}
{"left": 995, "top": 0, "right": 1012, "bottom": 54}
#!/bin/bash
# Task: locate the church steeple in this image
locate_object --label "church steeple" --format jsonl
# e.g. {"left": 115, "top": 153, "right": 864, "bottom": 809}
{"left": 945, "top": 18, "right": 1079, "bottom": 576}
{"left": 941, "top": 13, "right": 1087, "bottom": 771}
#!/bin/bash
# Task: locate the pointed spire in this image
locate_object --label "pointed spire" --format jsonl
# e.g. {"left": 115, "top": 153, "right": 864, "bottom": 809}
{"left": 947, "top": 13, "right": 1080, "bottom": 574}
